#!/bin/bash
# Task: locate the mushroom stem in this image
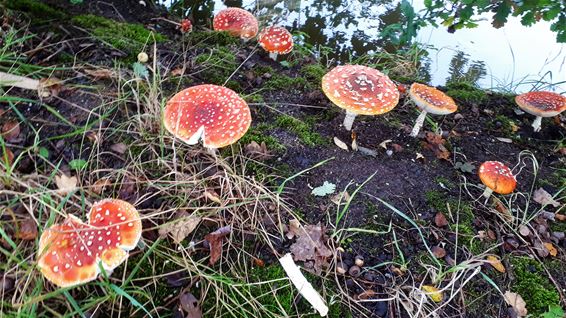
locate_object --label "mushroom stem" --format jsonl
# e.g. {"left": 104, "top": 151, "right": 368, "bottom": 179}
{"left": 410, "top": 110, "right": 428, "bottom": 137}
{"left": 343, "top": 111, "right": 357, "bottom": 131}
{"left": 531, "top": 116, "right": 542, "bottom": 132}
{"left": 268, "top": 52, "right": 278, "bottom": 61}
{"left": 206, "top": 147, "right": 217, "bottom": 156}
{"left": 481, "top": 187, "right": 493, "bottom": 200}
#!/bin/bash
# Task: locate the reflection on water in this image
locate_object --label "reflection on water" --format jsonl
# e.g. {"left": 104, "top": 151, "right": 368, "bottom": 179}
{"left": 160, "top": 0, "right": 565, "bottom": 92}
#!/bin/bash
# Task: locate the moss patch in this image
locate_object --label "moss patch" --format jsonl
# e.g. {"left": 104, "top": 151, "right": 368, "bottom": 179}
{"left": 487, "top": 115, "right": 519, "bottom": 137}
{"left": 7, "top": 0, "right": 66, "bottom": 21}
{"left": 264, "top": 74, "right": 308, "bottom": 91}
{"left": 72, "top": 14, "right": 166, "bottom": 59}
{"left": 194, "top": 47, "right": 239, "bottom": 89}
{"left": 275, "top": 115, "right": 327, "bottom": 146}
{"left": 510, "top": 257, "right": 560, "bottom": 316}
{"left": 445, "top": 82, "right": 488, "bottom": 104}
{"left": 300, "top": 63, "right": 326, "bottom": 83}
{"left": 187, "top": 30, "right": 239, "bottom": 47}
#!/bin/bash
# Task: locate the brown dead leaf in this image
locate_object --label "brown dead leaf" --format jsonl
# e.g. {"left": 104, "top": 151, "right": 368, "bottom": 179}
{"left": 55, "top": 174, "right": 77, "bottom": 195}
{"left": 434, "top": 212, "right": 449, "bottom": 227}
{"left": 487, "top": 229, "right": 496, "bottom": 240}
{"left": 543, "top": 242, "right": 557, "bottom": 257}
{"left": 92, "top": 178, "right": 112, "bottom": 194}
{"left": 533, "top": 240, "right": 549, "bottom": 257}
{"left": 289, "top": 223, "right": 332, "bottom": 274}
{"left": 83, "top": 68, "right": 117, "bottom": 80}
{"left": 503, "top": 291, "right": 527, "bottom": 317}
{"left": 179, "top": 292, "right": 202, "bottom": 318}
{"left": 110, "top": 143, "right": 128, "bottom": 154}
{"left": 205, "top": 225, "right": 231, "bottom": 265}
{"left": 252, "top": 257, "right": 265, "bottom": 267}
{"left": 357, "top": 289, "right": 376, "bottom": 300}
{"left": 244, "top": 141, "right": 271, "bottom": 160}
{"left": 333, "top": 137, "right": 348, "bottom": 151}
{"left": 432, "top": 245, "right": 446, "bottom": 258}
{"left": 556, "top": 213, "right": 566, "bottom": 221}
{"left": 203, "top": 190, "right": 222, "bottom": 204}
{"left": 159, "top": 213, "right": 202, "bottom": 244}
{"left": 423, "top": 132, "right": 450, "bottom": 160}
{"left": 16, "top": 218, "right": 37, "bottom": 240}
{"left": 486, "top": 255, "right": 505, "bottom": 273}
{"left": 390, "top": 265, "right": 405, "bottom": 276}
{"left": 170, "top": 67, "right": 186, "bottom": 77}
{"left": 286, "top": 219, "right": 301, "bottom": 239}
{"left": 1, "top": 121, "right": 20, "bottom": 142}
{"left": 1, "top": 147, "right": 14, "bottom": 167}
{"left": 495, "top": 200, "right": 513, "bottom": 221}
{"left": 421, "top": 285, "right": 443, "bottom": 302}
{"left": 532, "top": 188, "right": 561, "bottom": 208}
{"left": 38, "top": 77, "right": 62, "bottom": 98}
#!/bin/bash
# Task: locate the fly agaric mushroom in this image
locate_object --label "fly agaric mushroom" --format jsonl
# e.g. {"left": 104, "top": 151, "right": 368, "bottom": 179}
{"left": 163, "top": 84, "right": 251, "bottom": 150}
{"left": 408, "top": 83, "right": 457, "bottom": 137}
{"left": 180, "top": 19, "right": 192, "bottom": 33}
{"left": 258, "top": 26, "right": 293, "bottom": 60}
{"left": 321, "top": 65, "right": 399, "bottom": 131}
{"left": 213, "top": 8, "right": 258, "bottom": 41}
{"left": 37, "top": 199, "right": 142, "bottom": 287}
{"left": 515, "top": 91, "right": 566, "bottom": 132}
{"left": 478, "top": 161, "right": 516, "bottom": 200}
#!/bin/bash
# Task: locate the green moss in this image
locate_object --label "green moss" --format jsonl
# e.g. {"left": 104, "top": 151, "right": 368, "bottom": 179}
{"left": 434, "top": 176, "right": 454, "bottom": 189}
{"left": 300, "top": 63, "right": 326, "bottom": 83}
{"left": 264, "top": 74, "right": 308, "bottom": 91}
{"left": 187, "top": 30, "right": 239, "bottom": 47}
{"left": 275, "top": 115, "right": 327, "bottom": 146}
{"left": 252, "top": 65, "right": 275, "bottom": 77}
{"left": 510, "top": 257, "right": 560, "bottom": 316}
{"left": 244, "top": 93, "right": 264, "bottom": 104}
{"left": 72, "top": 15, "right": 166, "bottom": 59}
{"left": 487, "top": 115, "right": 518, "bottom": 137}
{"left": 237, "top": 123, "right": 285, "bottom": 153}
{"left": 445, "top": 82, "right": 488, "bottom": 104}
{"left": 7, "top": 0, "right": 66, "bottom": 21}
{"left": 194, "top": 47, "right": 239, "bottom": 87}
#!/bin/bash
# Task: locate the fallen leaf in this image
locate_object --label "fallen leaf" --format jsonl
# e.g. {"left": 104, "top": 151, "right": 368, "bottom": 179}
{"left": 83, "top": 68, "right": 117, "bottom": 80}
{"left": 421, "top": 285, "right": 443, "bottom": 303}
{"left": 543, "top": 242, "right": 557, "bottom": 257}
{"left": 379, "top": 139, "right": 392, "bottom": 149}
{"left": 311, "top": 181, "right": 336, "bottom": 197}
{"left": 358, "top": 289, "right": 377, "bottom": 300}
{"left": 1, "top": 147, "right": 14, "bottom": 167}
{"left": 495, "top": 200, "right": 513, "bottom": 221}
{"left": 244, "top": 141, "right": 271, "bottom": 160}
{"left": 486, "top": 255, "right": 506, "bottom": 273}
{"left": 432, "top": 245, "right": 446, "bottom": 258}
{"left": 55, "top": 174, "right": 78, "bottom": 195}
{"left": 423, "top": 132, "right": 450, "bottom": 160}
{"left": 496, "top": 137, "right": 513, "bottom": 143}
{"left": 503, "top": 291, "right": 528, "bottom": 317}
{"left": 204, "top": 225, "right": 231, "bottom": 265}
{"left": 203, "top": 190, "right": 222, "bottom": 204}
{"left": 92, "top": 178, "right": 112, "bottom": 194}
{"left": 179, "top": 292, "right": 202, "bottom": 318}
{"left": 391, "top": 143, "right": 403, "bottom": 152}
{"left": 252, "top": 257, "right": 265, "bottom": 267}
{"left": 533, "top": 240, "right": 549, "bottom": 257}
{"left": 454, "top": 161, "right": 475, "bottom": 173}
{"left": 289, "top": 223, "right": 332, "bottom": 274}
{"left": 286, "top": 219, "right": 301, "bottom": 239}
{"left": 333, "top": 137, "right": 348, "bottom": 151}
{"left": 86, "top": 131, "right": 100, "bottom": 143}
{"left": 533, "top": 188, "right": 561, "bottom": 208}
{"left": 38, "top": 77, "right": 62, "bottom": 98}
{"left": 434, "top": 212, "right": 449, "bottom": 227}
{"left": 16, "top": 218, "right": 38, "bottom": 240}
{"left": 1, "top": 121, "right": 20, "bottom": 142}
{"left": 110, "top": 143, "right": 128, "bottom": 154}
{"left": 170, "top": 67, "right": 186, "bottom": 77}
{"left": 159, "top": 213, "right": 201, "bottom": 244}
{"left": 330, "top": 191, "right": 350, "bottom": 206}
{"left": 556, "top": 214, "right": 566, "bottom": 221}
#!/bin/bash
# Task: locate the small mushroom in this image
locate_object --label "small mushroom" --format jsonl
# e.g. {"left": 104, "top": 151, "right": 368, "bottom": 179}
{"left": 354, "top": 255, "right": 364, "bottom": 267}
{"left": 408, "top": 83, "right": 458, "bottom": 137}
{"left": 163, "top": 85, "right": 252, "bottom": 152}
{"left": 37, "top": 199, "right": 142, "bottom": 287}
{"left": 258, "top": 26, "right": 293, "bottom": 61}
{"left": 180, "top": 19, "right": 192, "bottom": 33}
{"left": 478, "top": 161, "right": 517, "bottom": 200}
{"left": 348, "top": 265, "right": 361, "bottom": 277}
{"left": 213, "top": 8, "right": 258, "bottom": 41}
{"left": 336, "top": 261, "right": 348, "bottom": 275}
{"left": 321, "top": 65, "right": 399, "bottom": 131}
{"left": 515, "top": 91, "right": 566, "bottom": 132}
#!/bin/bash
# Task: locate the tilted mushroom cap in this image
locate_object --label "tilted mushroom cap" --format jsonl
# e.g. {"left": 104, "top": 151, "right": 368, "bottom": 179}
{"left": 515, "top": 91, "right": 566, "bottom": 117}
{"left": 478, "top": 161, "right": 517, "bottom": 195}
{"left": 213, "top": 7, "right": 258, "bottom": 39}
{"left": 409, "top": 83, "right": 457, "bottom": 115}
{"left": 321, "top": 65, "right": 399, "bottom": 115}
{"left": 258, "top": 26, "right": 293, "bottom": 54}
{"left": 163, "top": 84, "right": 251, "bottom": 148}
{"left": 37, "top": 199, "right": 142, "bottom": 287}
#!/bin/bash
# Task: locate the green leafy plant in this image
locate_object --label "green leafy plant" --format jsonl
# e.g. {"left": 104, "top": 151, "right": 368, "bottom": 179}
{"left": 422, "top": 0, "right": 566, "bottom": 42}
{"left": 542, "top": 304, "right": 565, "bottom": 318}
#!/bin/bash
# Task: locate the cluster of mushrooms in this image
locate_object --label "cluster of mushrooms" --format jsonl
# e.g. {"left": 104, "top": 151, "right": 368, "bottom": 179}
{"left": 36, "top": 7, "right": 566, "bottom": 288}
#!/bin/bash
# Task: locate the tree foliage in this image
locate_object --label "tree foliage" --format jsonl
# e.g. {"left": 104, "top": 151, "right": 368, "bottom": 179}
{"left": 422, "top": 0, "right": 566, "bottom": 42}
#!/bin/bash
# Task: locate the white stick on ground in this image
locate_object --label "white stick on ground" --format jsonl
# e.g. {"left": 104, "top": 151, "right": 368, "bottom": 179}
{"left": 279, "top": 253, "right": 328, "bottom": 316}
{"left": 0, "top": 71, "right": 39, "bottom": 90}
{"left": 531, "top": 116, "right": 542, "bottom": 132}
{"left": 410, "top": 110, "right": 428, "bottom": 137}
{"left": 269, "top": 52, "right": 278, "bottom": 61}
{"left": 343, "top": 110, "right": 357, "bottom": 131}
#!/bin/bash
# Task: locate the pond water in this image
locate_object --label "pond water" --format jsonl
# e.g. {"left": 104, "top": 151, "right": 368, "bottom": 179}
{"left": 159, "top": 0, "right": 566, "bottom": 93}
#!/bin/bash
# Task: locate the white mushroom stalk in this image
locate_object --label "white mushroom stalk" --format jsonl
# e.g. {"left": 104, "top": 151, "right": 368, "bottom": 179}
{"left": 410, "top": 109, "right": 428, "bottom": 137}
{"left": 481, "top": 187, "right": 493, "bottom": 199}
{"left": 343, "top": 110, "right": 357, "bottom": 131}
{"left": 269, "top": 52, "right": 278, "bottom": 61}
{"left": 531, "top": 116, "right": 543, "bottom": 132}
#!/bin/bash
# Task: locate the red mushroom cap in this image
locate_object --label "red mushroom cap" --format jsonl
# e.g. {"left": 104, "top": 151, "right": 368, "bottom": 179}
{"left": 321, "top": 65, "right": 399, "bottom": 115}
{"left": 180, "top": 19, "right": 192, "bottom": 33}
{"left": 515, "top": 91, "right": 566, "bottom": 117}
{"left": 258, "top": 26, "right": 293, "bottom": 55}
{"left": 409, "top": 83, "right": 457, "bottom": 115}
{"left": 478, "top": 161, "right": 517, "bottom": 195}
{"left": 37, "top": 199, "right": 142, "bottom": 287}
{"left": 213, "top": 8, "right": 258, "bottom": 39}
{"left": 163, "top": 84, "right": 251, "bottom": 148}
